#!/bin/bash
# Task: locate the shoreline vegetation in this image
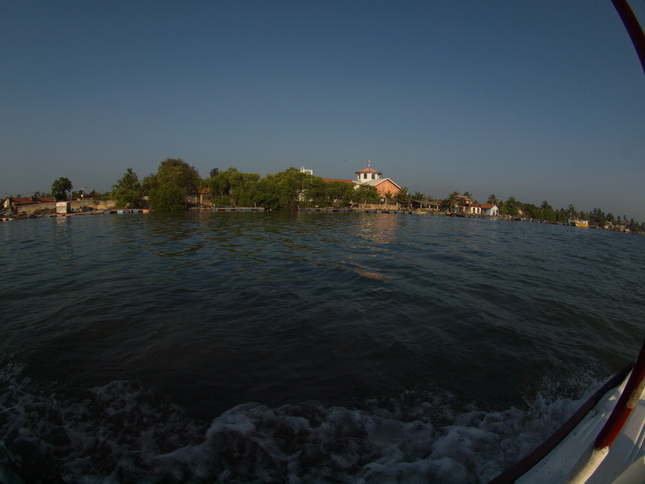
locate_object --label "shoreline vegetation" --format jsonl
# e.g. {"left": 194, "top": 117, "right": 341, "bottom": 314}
{"left": 3, "top": 158, "right": 644, "bottom": 235}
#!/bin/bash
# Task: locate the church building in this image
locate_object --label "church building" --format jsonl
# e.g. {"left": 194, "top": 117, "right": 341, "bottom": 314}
{"left": 353, "top": 160, "right": 402, "bottom": 199}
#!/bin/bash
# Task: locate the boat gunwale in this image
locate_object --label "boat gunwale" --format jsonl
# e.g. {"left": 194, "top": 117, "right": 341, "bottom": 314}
{"left": 488, "top": 360, "right": 635, "bottom": 483}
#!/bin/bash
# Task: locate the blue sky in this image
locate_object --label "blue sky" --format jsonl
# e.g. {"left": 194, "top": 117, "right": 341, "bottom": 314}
{"left": 2, "top": 0, "right": 645, "bottom": 220}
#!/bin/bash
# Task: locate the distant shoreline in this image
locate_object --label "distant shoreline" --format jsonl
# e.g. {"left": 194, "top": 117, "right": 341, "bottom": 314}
{"left": 2, "top": 206, "right": 642, "bottom": 236}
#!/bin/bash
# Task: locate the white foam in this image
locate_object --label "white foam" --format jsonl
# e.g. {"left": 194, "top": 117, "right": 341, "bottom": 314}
{"left": 0, "top": 361, "right": 598, "bottom": 483}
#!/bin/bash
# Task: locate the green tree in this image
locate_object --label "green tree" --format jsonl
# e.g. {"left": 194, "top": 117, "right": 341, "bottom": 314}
{"left": 141, "top": 174, "right": 158, "bottom": 196}
{"left": 116, "top": 168, "right": 139, "bottom": 190}
{"left": 322, "top": 181, "right": 355, "bottom": 208}
{"left": 156, "top": 158, "right": 200, "bottom": 192}
{"left": 263, "top": 168, "right": 310, "bottom": 210}
{"left": 487, "top": 194, "right": 499, "bottom": 205}
{"left": 446, "top": 191, "right": 459, "bottom": 212}
{"left": 209, "top": 167, "right": 261, "bottom": 206}
{"left": 148, "top": 158, "right": 201, "bottom": 211}
{"left": 86, "top": 189, "right": 104, "bottom": 201}
{"left": 556, "top": 208, "right": 569, "bottom": 223}
{"left": 384, "top": 191, "right": 395, "bottom": 209}
{"left": 305, "top": 177, "right": 331, "bottom": 207}
{"left": 568, "top": 204, "right": 577, "bottom": 219}
{"left": 230, "top": 171, "right": 261, "bottom": 206}
{"left": 589, "top": 208, "right": 606, "bottom": 227}
{"left": 254, "top": 167, "right": 329, "bottom": 211}
{"left": 502, "top": 196, "right": 520, "bottom": 216}
{"left": 111, "top": 168, "right": 143, "bottom": 208}
{"left": 354, "top": 185, "right": 380, "bottom": 205}
{"left": 529, "top": 200, "right": 555, "bottom": 222}
{"left": 395, "top": 187, "right": 413, "bottom": 209}
{"left": 150, "top": 185, "right": 189, "bottom": 211}
{"left": 51, "top": 177, "right": 73, "bottom": 201}
{"left": 209, "top": 167, "right": 237, "bottom": 203}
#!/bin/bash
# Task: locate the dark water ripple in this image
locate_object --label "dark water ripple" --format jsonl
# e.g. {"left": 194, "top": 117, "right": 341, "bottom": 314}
{"left": 1, "top": 212, "right": 643, "bottom": 482}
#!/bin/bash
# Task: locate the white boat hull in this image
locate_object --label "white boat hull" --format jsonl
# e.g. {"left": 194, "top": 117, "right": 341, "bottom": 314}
{"left": 517, "top": 372, "right": 645, "bottom": 483}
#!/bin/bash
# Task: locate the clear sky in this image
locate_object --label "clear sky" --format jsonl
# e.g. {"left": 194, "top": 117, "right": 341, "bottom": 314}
{"left": 2, "top": 0, "right": 645, "bottom": 220}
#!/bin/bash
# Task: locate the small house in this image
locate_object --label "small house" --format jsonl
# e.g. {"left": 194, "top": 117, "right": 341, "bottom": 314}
{"left": 480, "top": 203, "right": 499, "bottom": 216}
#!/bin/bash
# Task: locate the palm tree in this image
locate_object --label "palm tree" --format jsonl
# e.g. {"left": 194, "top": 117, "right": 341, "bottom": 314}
{"left": 446, "top": 191, "right": 459, "bottom": 212}
{"left": 503, "top": 196, "right": 519, "bottom": 216}
{"left": 568, "top": 204, "right": 577, "bottom": 219}
{"left": 395, "top": 188, "right": 412, "bottom": 209}
{"left": 385, "top": 191, "right": 394, "bottom": 209}
{"left": 487, "top": 194, "right": 499, "bottom": 205}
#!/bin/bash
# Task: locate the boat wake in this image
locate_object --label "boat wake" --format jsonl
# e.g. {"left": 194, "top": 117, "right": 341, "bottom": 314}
{"left": 0, "top": 361, "right": 602, "bottom": 483}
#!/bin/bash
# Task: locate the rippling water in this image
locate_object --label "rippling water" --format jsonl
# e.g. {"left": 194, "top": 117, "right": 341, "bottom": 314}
{"left": 1, "top": 212, "right": 643, "bottom": 482}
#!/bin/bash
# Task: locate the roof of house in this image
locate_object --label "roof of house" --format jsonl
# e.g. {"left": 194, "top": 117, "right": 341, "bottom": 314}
{"left": 194, "top": 188, "right": 210, "bottom": 194}
{"left": 355, "top": 167, "right": 381, "bottom": 174}
{"left": 9, "top": 197, "right": 38, "bottom": 206}
{"left": 362, "top": 178, "right": 402, "bottom": 190}
{"left": 480, "top": 203, "right": 498, "bottom": 209}
{"left": 355, "top": 160, "right": 382, "bottom": 175}
{"left": 4, "top": 197, "right": 59, "bottom": 205}
{"left": 322, "top": 178, "right": 354, "bottom": 184}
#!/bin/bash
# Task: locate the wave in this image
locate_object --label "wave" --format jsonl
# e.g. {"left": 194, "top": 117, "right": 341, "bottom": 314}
{"left": 0, "top": 361, "right": 599, "bottom": 483}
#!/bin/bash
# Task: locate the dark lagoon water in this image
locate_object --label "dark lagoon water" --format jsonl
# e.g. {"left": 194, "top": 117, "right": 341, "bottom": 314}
{"left": 1, "top": 211, "right": 643, "bottom": 483}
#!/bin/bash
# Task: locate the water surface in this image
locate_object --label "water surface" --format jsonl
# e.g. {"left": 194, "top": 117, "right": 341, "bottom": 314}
{"left": 1, "top": 212, "right": 643, "bottom": 482}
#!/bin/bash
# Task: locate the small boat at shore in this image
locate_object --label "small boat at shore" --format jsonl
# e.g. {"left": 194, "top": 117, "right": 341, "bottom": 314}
{"left": 569, "top": 219, "right": 590, "bottom": 228}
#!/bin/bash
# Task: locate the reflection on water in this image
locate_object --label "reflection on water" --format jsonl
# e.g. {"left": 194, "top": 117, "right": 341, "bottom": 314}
{"left": 353, "top": 212, "right": 400, "bottom": 245}
{"left": 53, "top": 217, "right": 73, "bottom": 266}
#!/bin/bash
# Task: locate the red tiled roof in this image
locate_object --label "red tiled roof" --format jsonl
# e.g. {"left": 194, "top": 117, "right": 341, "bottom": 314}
{"left": 355, "top": 167, "right": 380, "bottom": 174}
{"left": 10, "top": 197, "right": 37, "bottom": 206}
{"left": 38, "top": 197, "right": 56, "bottom": 203}
{"left": 194, "top": 188, "right": 210, "bottom": 194}
{"left": 363, "top": 178, "right": 402, "bottom": 190}
{"left": 480, "top": 203, "right": 497, "bottom": 208}
{"left": 322, "top": 178, "right": 354, "bottom": 184}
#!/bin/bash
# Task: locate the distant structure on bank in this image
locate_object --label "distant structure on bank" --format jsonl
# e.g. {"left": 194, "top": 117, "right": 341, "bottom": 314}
{"left": 353, "top": 160, "right": 401, "bottom": 199}
{"left": 319, "top": 160, "right": 402, "bottom": 201}
{"left": 355, "top": 160, "right": 381, "bottom": 182}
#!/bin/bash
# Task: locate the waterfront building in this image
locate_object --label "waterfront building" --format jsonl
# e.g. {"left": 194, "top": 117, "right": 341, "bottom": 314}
{"left": 352, "top": 160, "right": 402, "bottom": 200}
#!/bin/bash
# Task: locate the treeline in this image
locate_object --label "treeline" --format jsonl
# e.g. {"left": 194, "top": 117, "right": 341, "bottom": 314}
{"left": 474, "top": 193, "right": 645, "bottom": 234}
{"left": 111, "top": 159, "right": 382, "bottom": 211}
{"left": 107, "top": 159, "right": 644, "bottom": 233}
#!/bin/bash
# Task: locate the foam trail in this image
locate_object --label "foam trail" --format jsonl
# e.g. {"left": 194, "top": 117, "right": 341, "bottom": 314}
{"left": 0, "top": 362, "right": 595, "bottom": 483}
